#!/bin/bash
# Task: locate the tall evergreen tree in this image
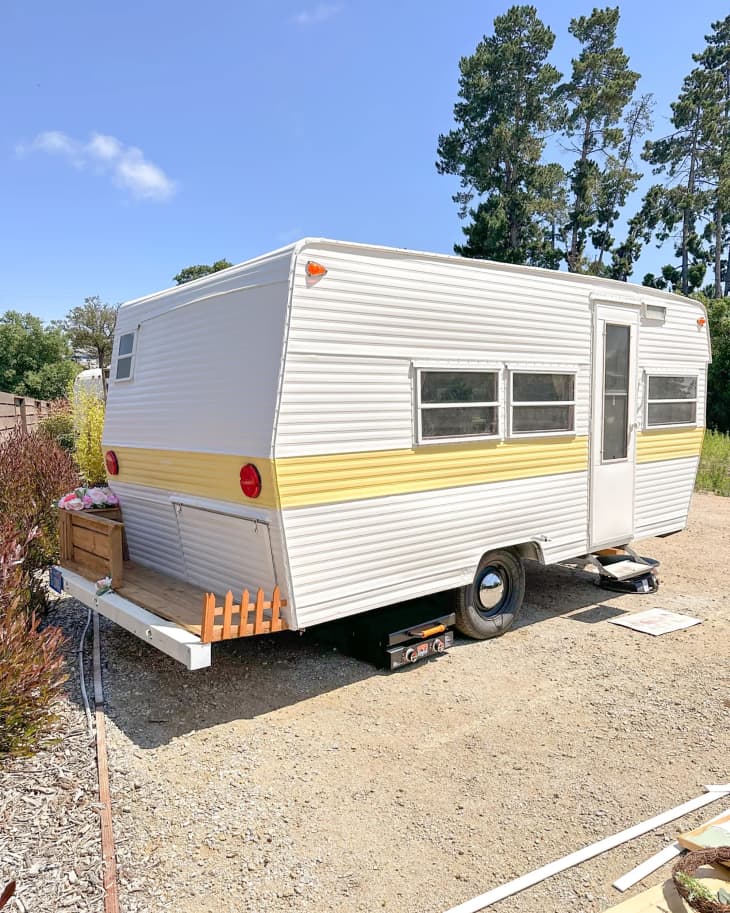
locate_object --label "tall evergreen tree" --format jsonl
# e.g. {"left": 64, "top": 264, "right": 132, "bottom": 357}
{"left": 558, "top": 7, "right": 644, "bottom": 273}
{"left": 641, "top": 18, "right": 730, "bottom": 297}
{"left": 436, "top": 5, "right": 563, "bottom": 266}
{"left": 694, "top": 15, "right": 730, "bottom": 297}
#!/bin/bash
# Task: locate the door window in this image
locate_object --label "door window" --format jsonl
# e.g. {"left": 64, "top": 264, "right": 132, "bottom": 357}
{"left": 602, "top": 324, "right": 630, "bottom": 461}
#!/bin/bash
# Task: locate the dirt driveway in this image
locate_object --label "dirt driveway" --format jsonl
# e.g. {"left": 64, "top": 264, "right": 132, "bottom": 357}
{"left": 99, "top": 492, "right": 729, "bottom": 913}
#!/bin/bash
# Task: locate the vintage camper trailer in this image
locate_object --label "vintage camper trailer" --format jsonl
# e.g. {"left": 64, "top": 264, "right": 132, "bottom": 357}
{"left": 55, "top": 239, "right": 710, "bottom": 669}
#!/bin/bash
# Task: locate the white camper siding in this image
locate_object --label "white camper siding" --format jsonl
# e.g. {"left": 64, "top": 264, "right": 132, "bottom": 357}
{"left": 277, "top": 242, "right": 595, "bottom": 460}
{"left": 633, "top": 457, "right": 699, "bottom": 539}
{"left": 105, "top": 247, "right": 293, "bottom": 457}
{"left": 107, "top": 480, "right": 289, "bottom": 618}
{"left": 274, "top": 356, "right": 414, "bottom": 457}
{"left": 174, "top": 504, "right": 278, "bottom": 597}
{"left": 283, "top": 243, "right": 594, "bottom": 365}
{"left": 283, "top": 471, "right": 589, "bottom": 627}
{"left": 275, "top": 242, "right": 599, "bottom": 626}
{"left": 110, "top": 481, "right": 187, "bottom": 580}
{"left": 638, "top": 297, "right": 711, "bottom": 371}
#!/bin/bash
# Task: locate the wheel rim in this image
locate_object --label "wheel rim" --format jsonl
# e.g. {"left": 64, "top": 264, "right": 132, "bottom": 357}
{"left": 476, "top": 565, "right": 509, "bottom": 617}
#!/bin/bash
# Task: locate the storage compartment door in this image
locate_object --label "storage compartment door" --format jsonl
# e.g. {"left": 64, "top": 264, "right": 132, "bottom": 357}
{"left": 174, "top": 503, "right": 277, "bottom": 596}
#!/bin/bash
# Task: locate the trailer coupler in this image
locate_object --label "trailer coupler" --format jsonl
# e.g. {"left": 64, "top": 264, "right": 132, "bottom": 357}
{"left": 386, "top": 613, "right": 455, "bottom": 670}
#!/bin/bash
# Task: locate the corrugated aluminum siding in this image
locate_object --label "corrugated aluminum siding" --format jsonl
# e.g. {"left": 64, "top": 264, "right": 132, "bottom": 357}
{"left": 104, "top": 247, "right": 293, "bottom": 457}
{"left": 175, "top": 504, "right": 277, "bottom": 596}
{"left": 276, "top": 243, "right": 598, "bottom": 623}
{"left": 634, "top": 457, "right": 699, "bottom": 539}
{"left": 284, "top": 471, "right": 588, "bottom": 627}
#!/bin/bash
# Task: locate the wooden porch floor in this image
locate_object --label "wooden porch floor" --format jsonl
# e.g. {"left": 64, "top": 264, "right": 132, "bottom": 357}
{"left": 117, "top": 562, "right": 208, "bottom": 635}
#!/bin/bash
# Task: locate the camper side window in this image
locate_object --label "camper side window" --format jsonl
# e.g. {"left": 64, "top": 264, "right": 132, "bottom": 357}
{"left": 646, "top": 375, "right": 697, "bottom": 426}
{"left": 510, "top": 372, "right": 575, "bottom": 435}
{"left": 115, "top": 332, "right": 135, "bottom": 381}
{"left": 417, "top": 370, "right": 499, "bottom": 442}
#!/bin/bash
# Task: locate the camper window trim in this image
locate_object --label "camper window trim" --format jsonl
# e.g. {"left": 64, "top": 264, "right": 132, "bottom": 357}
{"left": 644, "top": 371, "right": 699, "bottom": 429}
{"left": 415, "top": 367, "right": 501, "bottom": 445}
{"left": 114, "top": 331, "right": 136, "bottom": 382}
{"left": 507, "top": 369, "right": 577, "bottom": 438}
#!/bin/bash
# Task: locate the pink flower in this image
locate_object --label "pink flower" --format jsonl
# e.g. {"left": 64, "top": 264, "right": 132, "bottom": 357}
{"left": 58, "top": 493, "right": 84, "bottom": 511}
{"left": 87, "top": 488, "right": 108, "bottom": 506}
{"left": 82, "top": 495, "right": 94, "bottom": 508}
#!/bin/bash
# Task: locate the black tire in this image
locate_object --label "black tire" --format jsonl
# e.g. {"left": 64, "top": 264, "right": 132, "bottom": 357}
{"left": 455, "top": 549, "right": 525, "bottom": 640}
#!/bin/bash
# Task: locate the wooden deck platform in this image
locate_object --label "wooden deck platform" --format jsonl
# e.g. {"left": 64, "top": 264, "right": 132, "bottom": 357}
{"left": 58, "top": 508, "right": 287, "bottom": 644}
{"left": 120, "top": 563, "right": 287, "bottom": 642}
{"left": 117, "top": 562, "right": 208, "bottom": 635}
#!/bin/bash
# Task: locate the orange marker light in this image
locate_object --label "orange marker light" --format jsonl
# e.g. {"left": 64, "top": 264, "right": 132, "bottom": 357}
{"left": 697, "top": 317, "right": 707, "bottom": 326}
{"left": 305, "top": 260, "right": 328, "bottom": 278}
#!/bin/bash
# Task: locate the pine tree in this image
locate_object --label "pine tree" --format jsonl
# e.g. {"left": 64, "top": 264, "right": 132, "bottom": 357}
{"left": 558, "top": 7, "right": 645, "bottom": 273}
{"left": 436, "top": 5, "right": 563, "bottom": 266}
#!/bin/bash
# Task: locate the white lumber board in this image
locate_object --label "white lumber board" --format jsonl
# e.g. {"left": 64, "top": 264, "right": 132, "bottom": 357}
{"left": 611, "top": 844, "right": 682, "bottom": 893}
{"left": 60, "top": 566, "right": 211, "bottom": 670}
{"left": 612, "top": 806, "right": 730, "bottom": 892}
{"left": 443, "top": 786, "right": 730, "bottom": 913}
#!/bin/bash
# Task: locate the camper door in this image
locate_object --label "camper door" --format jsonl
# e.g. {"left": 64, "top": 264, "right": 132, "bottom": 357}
{"left": 589, "top": 303, "right": 639, "bottom": 548}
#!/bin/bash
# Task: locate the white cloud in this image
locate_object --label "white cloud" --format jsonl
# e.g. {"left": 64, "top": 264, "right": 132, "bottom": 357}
{"left": 17, "top": 130, "right": 176, "bottom": 201}
{"left": 292, "top": 3, "right": 341, "bottom": 25}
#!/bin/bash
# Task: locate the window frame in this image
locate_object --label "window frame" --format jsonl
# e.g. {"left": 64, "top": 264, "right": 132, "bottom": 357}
{"left": 414, "top": 366, "right": 501, "bottom": 445}
{"left": 507, "top": 368, "right": 578, "bottom": 439}
{"left": 644, "top": 370, "right": 699, "bottom": 430}
{"left": 114, "top": 331, "right": 137, "bottom": 383}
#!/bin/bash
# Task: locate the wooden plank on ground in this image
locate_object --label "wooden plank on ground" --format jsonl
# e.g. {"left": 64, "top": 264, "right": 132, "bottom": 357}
{"left": 603, "top": 864, "right": 729, "bottom": 912}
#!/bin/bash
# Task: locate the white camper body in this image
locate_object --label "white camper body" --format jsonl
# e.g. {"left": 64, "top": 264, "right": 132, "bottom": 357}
{"left": 61, "top": 239, "right": 709, "bottom": 667}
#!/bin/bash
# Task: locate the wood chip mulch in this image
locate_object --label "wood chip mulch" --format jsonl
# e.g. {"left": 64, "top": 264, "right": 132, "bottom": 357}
{"left": 0, "top": 599, "right": 104, "bottom": 913}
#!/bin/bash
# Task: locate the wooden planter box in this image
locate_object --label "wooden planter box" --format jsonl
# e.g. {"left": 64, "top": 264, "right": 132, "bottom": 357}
{"left": 58, "top": 509, "right": 125, "bottom": 587}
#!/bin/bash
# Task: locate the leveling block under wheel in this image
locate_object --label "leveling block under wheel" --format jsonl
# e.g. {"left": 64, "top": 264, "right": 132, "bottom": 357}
{"left": 312, "top": 596, "right": 456, "bottom": 669}
{"left": 595, "top": 553, "right": 660, "bottom": 595}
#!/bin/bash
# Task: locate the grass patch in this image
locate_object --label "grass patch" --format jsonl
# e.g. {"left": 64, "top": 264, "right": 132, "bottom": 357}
{"left": 696, "top": 429, "right": 730, "bottom": 496}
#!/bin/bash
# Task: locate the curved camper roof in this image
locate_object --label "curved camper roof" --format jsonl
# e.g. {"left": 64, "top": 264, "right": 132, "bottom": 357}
{"left": 119, "top": 237, "right": 709, "bottom": 321}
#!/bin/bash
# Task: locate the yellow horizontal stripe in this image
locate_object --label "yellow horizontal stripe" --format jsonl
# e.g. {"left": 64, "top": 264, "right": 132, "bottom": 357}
{"left": 636, "top": 427, "right": 704, "bottom": 464}
{"left": 106, "top": 438, "right": 589, "bottom": 509}
{"left": 105, "top": 447, "right": 279, "bottom": 509}
{"left": 275, "top": 437, "right": 589, "bottom": 507}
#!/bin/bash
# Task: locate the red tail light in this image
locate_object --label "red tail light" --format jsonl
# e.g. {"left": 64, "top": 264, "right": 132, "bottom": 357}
{"left": 105, "top": 451, "right": 119, "bottom": 476}
{"left": 240, "top": 463, "right": 261, "bottom": 498}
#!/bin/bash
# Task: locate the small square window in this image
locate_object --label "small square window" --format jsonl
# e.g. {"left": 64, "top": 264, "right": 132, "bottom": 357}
{"left": 510, "top": 372, "right": 576, "bottom": 435}
{"left": 645, "top": 374, "right": 697, "bottom": 427}
{"left": 417, "top": 370, "right": 499, "bottom": 442}
{"left": 115, "top": 332, "right": 136, "bottom": 381}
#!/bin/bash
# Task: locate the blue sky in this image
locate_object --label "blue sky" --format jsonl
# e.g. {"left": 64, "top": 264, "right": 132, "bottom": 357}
{"left": 2, "top": 0, "right": 728, "bottom": 322}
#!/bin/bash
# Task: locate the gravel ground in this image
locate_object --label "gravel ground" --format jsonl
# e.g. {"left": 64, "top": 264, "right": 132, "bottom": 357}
{"left": 8, "top": 493, "right": 728, "bottom": 913}
{"left": 0, "top": 599, "right": 103, "bottom": 913}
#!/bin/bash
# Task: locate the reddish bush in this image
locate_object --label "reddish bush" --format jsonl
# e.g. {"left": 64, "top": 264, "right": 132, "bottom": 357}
{"left": 0, "top": 426, "right": 80, "bottom": 614}
{"left": 0, "top": 523, "right": 67, "bottom": 758}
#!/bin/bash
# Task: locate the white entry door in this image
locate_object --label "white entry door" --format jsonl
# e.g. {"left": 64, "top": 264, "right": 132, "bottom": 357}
{"left": 589, "top": 303, "right": 639, "bottom": 548}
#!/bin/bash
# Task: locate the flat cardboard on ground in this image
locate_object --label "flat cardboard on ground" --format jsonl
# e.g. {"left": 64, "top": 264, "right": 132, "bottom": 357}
{"left": 607, "top": 608, "right": 701, "bottom": 636}
{"left": 678, "top": 810, "right": 730, "bottom": 868}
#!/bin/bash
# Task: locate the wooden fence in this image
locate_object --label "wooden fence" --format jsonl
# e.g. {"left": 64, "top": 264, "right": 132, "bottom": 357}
{"left": 0, "top": 391, "right": 51, "bottom": 439}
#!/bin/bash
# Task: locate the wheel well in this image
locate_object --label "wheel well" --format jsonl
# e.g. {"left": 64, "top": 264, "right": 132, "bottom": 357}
{"left": 507, "top": 541, "right": 545, "bottom": 564}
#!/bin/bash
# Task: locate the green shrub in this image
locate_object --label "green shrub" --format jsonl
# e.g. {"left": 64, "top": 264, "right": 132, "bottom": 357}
{"left": 73, "top": 390, "right": 106, "bottom": 485}
{"left": 696, "top": 429, "right": 730, "bottom": 496}
{"left": 39, "top": 400, "right": 76, "bottom": 452}
{"left": 0, "top": 523, "right": 67, "bottom": 759}
{"left": 0, "top": 427, "right": 80, "bottom": 614}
